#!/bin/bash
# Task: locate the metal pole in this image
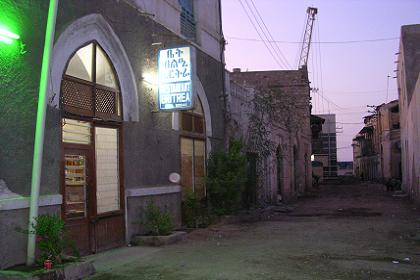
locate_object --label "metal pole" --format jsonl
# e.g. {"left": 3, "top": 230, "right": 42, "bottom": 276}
{"left": 27, "top": 0, "right": 58, "bottom": 266}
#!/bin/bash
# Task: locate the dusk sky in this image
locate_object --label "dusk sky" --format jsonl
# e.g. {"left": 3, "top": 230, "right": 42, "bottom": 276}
{"left": 221, "top": 0, "right": 420, "bottom": 161}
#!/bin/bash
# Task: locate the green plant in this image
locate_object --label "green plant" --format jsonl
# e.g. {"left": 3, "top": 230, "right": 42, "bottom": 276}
{"left": 182, "top": 190, "right": 211, "bottom": 228}
{"left": 144, "top": 202, "right": 175, "bottom": 236}
{"left": 28, "top": 214, "right": 70, "bottom": 265}
{"left": 182, "top": 189, "right": 200, "bottom": 228}
{"left": 205, "top": 140, "right": 248, "bottom": 216}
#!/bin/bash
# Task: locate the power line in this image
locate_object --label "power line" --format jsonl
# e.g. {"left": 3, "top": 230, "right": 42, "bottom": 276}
{"left": 336, "top": 122, "right": 365, "bottom": 125}
{"left": 324, "top": 89, "right": 387, "bottom": 94}
{"left": 336, "top": 145, "right": 353, "bottom": 150}
{"left": 316, "top": 18, "right": 328, "bottom": 113}
{"left": 237, "top": 0, "right": 285, "bottom": 69}
{"left": 248, "top": 0, "right": 292, "bottom": 68}
{"left": 226, "top": 35, "right": 399, "bottom": 44}
{"left": 312, "top": 90, "right": 343, "bottom": 110}
{"left": 242, "top": 0, "right": 287, "bottom": 68}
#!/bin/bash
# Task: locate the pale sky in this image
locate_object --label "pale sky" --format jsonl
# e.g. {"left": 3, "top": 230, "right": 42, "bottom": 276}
{"left": 221, "top": 0, "right": 420, "bottom": 161}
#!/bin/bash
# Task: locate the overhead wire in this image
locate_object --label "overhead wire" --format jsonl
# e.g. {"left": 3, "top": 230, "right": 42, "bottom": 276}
{"left": 309, "top": 35, "right": 317, "bottom": 113}
{"left": 316, "top": 17, "right": 328, "bottom": 113}
{"left": 324, "top": 89, "right": 387, "bottom": 94}
{"left": 313, "top": 23, "right": 322, "bottom": 113}
{"left": 237, "top": 0, "right": 285, "bottom": 69}
{"left": 248, "top": 0, "right": 292, "bottom": 68}
{"left": 226, "top": 35, "right": 399, "bottom": 44}
{"left": 295, "top": 12, "right": 308, "bottom": 69}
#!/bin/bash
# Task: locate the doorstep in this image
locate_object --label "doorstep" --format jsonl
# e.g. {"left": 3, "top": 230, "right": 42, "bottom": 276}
{"left": 131, "top": 231, "right": 187, "bottom": 246}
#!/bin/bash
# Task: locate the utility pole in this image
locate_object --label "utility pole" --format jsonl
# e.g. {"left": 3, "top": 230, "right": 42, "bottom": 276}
{"left": 27, "top": 0, "right": 59, "bottom": 266}
{"left": 298, "top": 7, "right": 318, "bottom": 68}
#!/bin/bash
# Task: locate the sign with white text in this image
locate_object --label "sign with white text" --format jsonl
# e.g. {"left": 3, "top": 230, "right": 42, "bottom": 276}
{"left": 158, "top": 46, "right": 193, "bottom": 110}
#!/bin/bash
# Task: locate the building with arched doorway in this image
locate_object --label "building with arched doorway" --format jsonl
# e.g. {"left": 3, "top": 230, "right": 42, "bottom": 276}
{"left": 0, "top": 0, "right": 225, "bottom": 268}
{"left": 227, "top": 68, "right": 312, "bottom": 204}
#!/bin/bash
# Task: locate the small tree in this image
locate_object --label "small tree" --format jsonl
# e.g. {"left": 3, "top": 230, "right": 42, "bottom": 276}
{"left": 28, "top": 214, "right": 77, "bottom": 265}
{"left": 144, "top": 202, "right": 175, "bottom": 236}
{"left": 205, "top": 141, "right": 248, "bottom": 215}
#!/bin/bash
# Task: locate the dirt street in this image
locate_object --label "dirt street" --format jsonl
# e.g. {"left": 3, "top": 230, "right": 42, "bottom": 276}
{"left": 88, "top": 183, "right": 420, "bottom": 280}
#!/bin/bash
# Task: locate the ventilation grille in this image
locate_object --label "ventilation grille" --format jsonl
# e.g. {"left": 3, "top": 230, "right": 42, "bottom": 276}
{"left": 62, "top": 78, "right": 93, "bottom": 116}
{"left": 96, "top": 87, "right": 117, "bottom": 117}
{"left": 61, "top": 76, "right": 121, "bottom": 120}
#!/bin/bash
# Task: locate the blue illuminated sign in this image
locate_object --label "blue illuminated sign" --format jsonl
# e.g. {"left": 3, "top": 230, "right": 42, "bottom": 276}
{"left": 158, "top": 46, "right": 193, "bottom": 110}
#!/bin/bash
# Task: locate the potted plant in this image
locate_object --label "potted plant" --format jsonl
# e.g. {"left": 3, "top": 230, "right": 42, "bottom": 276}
{"left": 131, "top": 201, "right": 186, "bottom": 246}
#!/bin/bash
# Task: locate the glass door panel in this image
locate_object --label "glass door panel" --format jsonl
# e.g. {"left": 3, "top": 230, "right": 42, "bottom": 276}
{"left": 64, "top": 155, "right": 87, "bottom": 219}
{"left": 193, "top": 140, "right": 206, "bottom": 198}
{"left": 180, "top": 137, "right": 194, "bottom": 193}
{"left": 95, "top": 127, "right": 120, "bottom": 214}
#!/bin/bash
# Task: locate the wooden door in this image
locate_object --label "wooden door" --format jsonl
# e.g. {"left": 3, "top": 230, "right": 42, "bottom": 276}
{"left": 62, "top": 124, "right": 125, "bottom": 255}
{"left": 91, "top": 126, "right": 125, "bottom": 252}
{"left": 63, "top": 148, "right": 92, "bottom": 255}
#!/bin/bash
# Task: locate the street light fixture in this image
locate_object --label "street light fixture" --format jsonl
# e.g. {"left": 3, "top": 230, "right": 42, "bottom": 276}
{"left": 0, "top": 27, "right": 20, "bottom": 44}
{"left": 26, "top": 0, "right": 58, "bottom": 266}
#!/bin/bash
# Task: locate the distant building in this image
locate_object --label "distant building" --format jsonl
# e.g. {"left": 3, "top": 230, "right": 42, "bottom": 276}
{"left": 397, "top": 24, "right": 420, "bottom": 200}
{"left": 353, "top": 113, "right": 380, "bottom": 180}
{"left": 377, "top": 101, "right": 401, "bottom": 181}
{"left": 228, "top": 68, "right": 312, "bottom": 203}
{"left": 352, "top": 100, "right": 401, "bottom": 182}
{"left": 337, "top": 162, "right": 353, "bottom": 176}
{"left": 313, "top": 114, "right": 338, "bottom": 179}
{"left": 310, "top": 115, "right": 325, "bottom": 181}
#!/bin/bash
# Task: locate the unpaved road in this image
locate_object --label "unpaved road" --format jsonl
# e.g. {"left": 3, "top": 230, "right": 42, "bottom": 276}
{"left": 88, "top": 183, "right": 420, "bottom": 280}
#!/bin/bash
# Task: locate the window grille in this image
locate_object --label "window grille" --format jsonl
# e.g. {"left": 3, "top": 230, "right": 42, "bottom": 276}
{"left": 179, "top": 0, "right": 196, "bottom": 40}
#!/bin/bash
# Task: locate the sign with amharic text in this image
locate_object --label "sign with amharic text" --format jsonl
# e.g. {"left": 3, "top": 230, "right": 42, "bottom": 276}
{"left": 158, "top": 46, "right": 193, "bottom": 110}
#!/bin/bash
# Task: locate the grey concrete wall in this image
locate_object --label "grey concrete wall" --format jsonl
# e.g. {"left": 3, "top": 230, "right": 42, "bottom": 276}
{"left": 0, "top": 1, "right": 49, "bottom": 196}
{"left": 0, "top": 205, "right": 60, "bottom": 269}
{"left": 1, "top": 0, "right": 225, "bottom": 194}
{"left": 55, "top": 0, "right": 225, "bottom": 189}
{"left": 1, "top": 0, "right": 225, "bottom": 267}
{"left": 126, "top": 192, "right": 182, "bottom": 239}
{"left": 196, "top": 49, "right": 225, "bottom": 152}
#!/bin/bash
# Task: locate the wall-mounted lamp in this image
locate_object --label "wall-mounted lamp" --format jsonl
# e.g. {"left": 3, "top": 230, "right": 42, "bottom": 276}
{"left": 0, "top": 27, "right": 20, "bottom": 45}
{"left": 142, "top": 72, "right": 157, "bottom": 86}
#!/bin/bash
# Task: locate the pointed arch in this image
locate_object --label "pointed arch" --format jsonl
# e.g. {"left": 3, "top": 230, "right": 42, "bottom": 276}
{"left": 48, "top": 14, "right": 139, "bottom": 121}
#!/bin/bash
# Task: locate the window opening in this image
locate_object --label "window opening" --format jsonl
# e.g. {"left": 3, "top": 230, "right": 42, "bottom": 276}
{"left": 62, "top": 42, "right": 121, "bottom": 121}
{"left": 179, "top": 0, "right": 196, "bottom": 40}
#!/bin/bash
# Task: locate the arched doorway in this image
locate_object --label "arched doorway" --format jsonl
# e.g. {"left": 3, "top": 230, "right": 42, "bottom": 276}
{"left": 276, "top": 146, "right": 284, "bottom": 201}
{"left": 180, "top": 96, "right": 206, "bottom": 199}
{"left": 293, "top": 145, "right": 298, "bottom": 196}
{"left": 304, "top": 153, "right": 308, "bottom": 191}
{"left": 60, "top": 42, "right": 124, "bottom": 254}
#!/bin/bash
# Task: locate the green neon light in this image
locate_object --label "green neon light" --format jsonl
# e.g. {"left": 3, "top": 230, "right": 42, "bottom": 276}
{"left": 0, "top": 27, "right": 20, "bottom": 40}
{"left": 27, "top": 0, "right": 58, "bottom": 266}
{"left": 0, "top": 35, "right": 13, "bottom": 44}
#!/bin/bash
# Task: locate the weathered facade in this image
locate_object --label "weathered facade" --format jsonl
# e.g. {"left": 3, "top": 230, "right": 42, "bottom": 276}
{"left": 0, "top": 0, "right": 225, "bottom": 268}
{"left": 227, "top": 68, "right": 312, "bottom": 203}
{"left": 377, "top": 101, "right": 401, "bottom": 181}
{"left": 352, "top": 114, "right": 380, "bottom": 180}
{"left": 352, "top": 100, "right": 401, "bottom": 183}
{"left": 397, "top": 24, "right": 420, "bottom": 200}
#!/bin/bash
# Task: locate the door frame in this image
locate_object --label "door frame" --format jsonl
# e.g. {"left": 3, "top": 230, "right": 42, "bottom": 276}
{"left": 61, "top": 145, "right": 94, "bottom": 254}
{"left": 61, "top": 117, "right": 125, "bottom": 254}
